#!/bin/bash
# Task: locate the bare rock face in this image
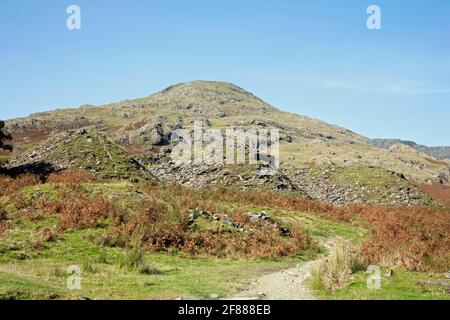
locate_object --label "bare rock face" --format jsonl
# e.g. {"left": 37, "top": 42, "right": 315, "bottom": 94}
{"left": 128, "top": 123, "right": 169, "bottom": 146}
{"left": 149, "top": 161, "right": 301, "bottom": 194}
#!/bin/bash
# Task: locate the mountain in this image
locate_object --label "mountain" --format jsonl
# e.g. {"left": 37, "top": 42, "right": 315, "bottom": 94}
{"left": 2, "top": 81, "right": 450, "bottom": 187}
{"left": 370, "top": 138, "right": 450, "bottom": 160}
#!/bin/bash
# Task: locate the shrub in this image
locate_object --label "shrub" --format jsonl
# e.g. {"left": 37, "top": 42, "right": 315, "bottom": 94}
{"left": 0, "top": 174, "right": 40, "bottom": 197}
{"left": 124, "top": 196, "right": 188, "bottom": 250}
{"left": 41, "top": 192, "right": 123, "bottom": 231}
{"left": 184, "top": 226, "right": 311, "bottom": 259}
{"left": 421, "top": 184, "right": 450, "bottom": 208}
{"left": 185, "top": 213, "right": 312, "bottom": 259}
{"left": 0, "top": 174, "right": 40, "bottom": 208}
{"left": 309, "top": 244, "right": 367, "bottom": 293}
{"left": 47, "top": 170, "right": 94, "bottom": 185}
{"left": 94, "top": 229, "right": 129, "bottom": 248}
{"left": 99, "top": 187, "right": 312, "bottom": 259}
{"left": 40, "top": 228, "right": 61, "bottom": 242}
{"left": 193, "top": 186, "right": 449, "bottom": 272}
{"left": 361, "top": 206, "right": 450, "bottom": 272}
{"left": 0, "top": 204, "right": 9, "bottom": 236}
{"left": 199, "top": 187, "right": 354, "bottom": 222}
{"left": 118, "top": 243, "right": 159, "bottom": 275}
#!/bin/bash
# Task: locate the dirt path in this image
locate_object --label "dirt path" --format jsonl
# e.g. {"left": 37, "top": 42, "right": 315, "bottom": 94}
{"left": 225, "top": 261, "right": 317, "bottom": 300}
{"left": 225, "top": 239, "right": 339, "bottom": 300}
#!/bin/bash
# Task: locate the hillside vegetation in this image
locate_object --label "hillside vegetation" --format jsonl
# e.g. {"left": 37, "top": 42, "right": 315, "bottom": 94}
{"left": 0, "top": 171, "right": 449, "bottom": 299}
{"left": 0, "top": 81, "right": 449, "bottom": 300}
{"left": 3, "top": 81, "right": 450, "bottom": 185}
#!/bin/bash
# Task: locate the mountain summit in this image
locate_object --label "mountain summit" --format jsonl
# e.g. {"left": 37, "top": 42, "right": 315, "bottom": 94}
{"left": 3, "top": 81, "right": 450, "bottom": 185}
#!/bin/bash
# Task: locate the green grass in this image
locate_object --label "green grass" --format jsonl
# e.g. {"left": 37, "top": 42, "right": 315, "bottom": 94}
{"left": 80, "top": 182, "right": 146, "bottom": 210}
{"left": 0, "top": 182, "right": 325, "bottom": 300}
{"left": 0, "top": 225, "right": 299, "bottom": 300}
{"left": 253, "top": 207, "right": 368, "bottom": 243}
{"left": 25, "top": 130, "right": 156, "bottom": 182}
{"left": 18, "top": 182, "right": 146, "bottom": 211}
{"left": 1, "top": 181, "right": 446, "bottom": 300}
{"left": 0, "top": 180, "right": 354, "bottom": 300}
{"left": 21, "top": 184, "right": 64, "bottom": 207}
{"left": 314, "top": 268, "right": 450, "bottom": 300}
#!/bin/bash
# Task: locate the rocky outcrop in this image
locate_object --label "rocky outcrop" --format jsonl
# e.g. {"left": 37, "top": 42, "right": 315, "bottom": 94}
{"left": 371, "top": 138, "right": 450, "bottom": 160}
{"left": 188, "top": 208, "right": 290, "bottom": 236}
{"left": 286, "top": 166, "right": 433, "bottom": 206}
{"left": 128, "top": 123, "right": 169, "bottom": 146}
{"left": 6, "top": 115, "right": 92, "bottom": 134}
{"left": 147, "top": 159, "right": 433, "bottom": 206}
{"left": 149, "top": 161, "right": 299, "bottom": 193}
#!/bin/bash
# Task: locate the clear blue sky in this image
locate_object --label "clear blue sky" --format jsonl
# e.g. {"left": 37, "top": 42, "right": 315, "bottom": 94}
{"left": 1, "top": 0, "right": 449, "bottom": 146}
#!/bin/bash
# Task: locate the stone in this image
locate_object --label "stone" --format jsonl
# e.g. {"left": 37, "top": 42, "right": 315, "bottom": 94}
{"left": 385, "top": 269, "right": 394, "bottom": 278}
{"left": 122, "top": 112, "right": 134, "bottom": 119}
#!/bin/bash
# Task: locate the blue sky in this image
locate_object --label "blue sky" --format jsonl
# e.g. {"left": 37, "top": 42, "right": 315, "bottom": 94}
{"left": 1, "top": 0, "right": 449, "bottom": 146}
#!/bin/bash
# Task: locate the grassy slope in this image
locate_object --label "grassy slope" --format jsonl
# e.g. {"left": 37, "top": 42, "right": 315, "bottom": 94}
{"left": 1, "top": 182, "right": 448, "bottom": 300}
{"left": 314, "top": 269, "right": 450, "bottom": 300}
{"left": 324, "top": 165, "right": 431, "bottom": 204}
{"left": 0, "top": 181, "right": 354, "bottom": 300}
{"left": 0, "top": 225, "right": 296, "bottom": 300}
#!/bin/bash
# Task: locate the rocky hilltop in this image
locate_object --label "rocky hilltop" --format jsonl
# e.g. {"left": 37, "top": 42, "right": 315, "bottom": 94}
{"left": 370, "top": 138, "right": 450, "bottom": 160}
{"left": 1, "top": 81, "right": 449, "bottom": 206}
